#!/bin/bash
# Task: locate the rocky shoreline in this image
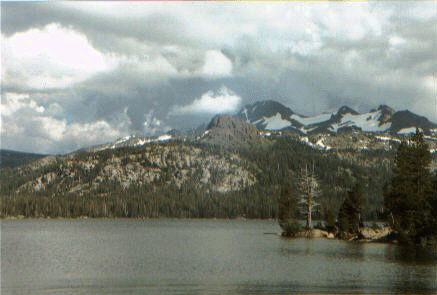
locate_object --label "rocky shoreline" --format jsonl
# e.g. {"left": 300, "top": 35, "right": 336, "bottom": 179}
{"left": 284, "top": 226, "right": 398, "bottom": 244}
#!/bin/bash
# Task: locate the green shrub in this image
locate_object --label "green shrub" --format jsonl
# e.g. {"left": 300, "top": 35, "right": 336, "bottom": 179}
{"left": 281, "top": 219, "right": 302, "bottom": 237}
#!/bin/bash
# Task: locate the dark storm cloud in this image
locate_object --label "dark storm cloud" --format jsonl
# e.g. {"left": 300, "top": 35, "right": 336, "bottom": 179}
{"left": 1, "top": 2, "right": 188, "bottom": 46}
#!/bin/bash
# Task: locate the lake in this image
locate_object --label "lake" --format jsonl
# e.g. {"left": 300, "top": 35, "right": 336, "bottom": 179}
{"left": 1, "top": 219, "right": 436, "bottom": 294}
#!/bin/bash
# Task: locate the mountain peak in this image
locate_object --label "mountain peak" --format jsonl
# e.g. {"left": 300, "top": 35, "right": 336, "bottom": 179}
{"left": 337, "top": 106, "right": 358, "bottom": 116}
{"left": 377, "top": 105, "right": 395, "bottom": 113}
{"left": 204, "top": 115, "right": 264, "bottom": 149}
{"left": 389, "top": 110, "right": 437, "bottom": 134}
{"left": 207, "top": 115, "right": 244, "bottom": 130}
{"left": 236, "top": 100, "right": 294, "bottom": 123}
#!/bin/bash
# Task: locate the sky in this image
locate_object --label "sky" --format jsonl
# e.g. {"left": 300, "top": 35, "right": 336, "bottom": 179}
{"left": 1, "top": 1, "right": 436, "bottom": 154}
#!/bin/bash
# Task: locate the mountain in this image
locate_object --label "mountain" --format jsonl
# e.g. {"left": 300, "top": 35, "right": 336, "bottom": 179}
{"left": 0, "top": 150, "right": 47, "bottom": 168}
{"left": 2, "top": 108, "right": 437, "bottom": 219}
{"left": 236, "top": 101, "right": 437, "bottom": 135}
{"left": 389, "top": 110, "right": 437, "bottom": 134}
{"left": 199, "top": 115, "right": 266, "bottom": 149}
{"left": 237, "top": 100, "right": 295, "bottom": 130}
{"left": 82, "top": 133, "right": 178, "bottom": 153}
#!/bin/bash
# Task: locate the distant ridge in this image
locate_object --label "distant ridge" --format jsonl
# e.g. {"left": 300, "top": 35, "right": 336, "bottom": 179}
{"left": 236, "top": 100, "right": 437, "bottom": 135}
{"left": 0, "top": 149, "right": 47, "bottom": 168}
{"left": 56, "top": 100, "right": 437, "bottom": 155}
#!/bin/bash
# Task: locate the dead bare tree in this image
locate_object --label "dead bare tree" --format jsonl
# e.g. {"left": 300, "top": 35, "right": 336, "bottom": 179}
{"left": 297, "top": 165, "right": 320, "bottom": 229}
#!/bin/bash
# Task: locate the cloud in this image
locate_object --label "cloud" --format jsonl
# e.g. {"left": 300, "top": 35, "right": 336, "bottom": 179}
{"left": 143, "top": 109, "right": 171, "bottom": 135}
{"left": 1, "top": 92, "right": 131, "bottom": 154}
{"left": 2, "top": 113, "right": 128, "bottom": 154}
{"left": 1, "top": 1, "right": 436, "bottom": 154}
{"left": 2, "top": 23, "right": 118, "bottom": 91}
{"left": 201, "top": 50, "right": 233, "bottom": 77}
{"left": 170, "top": 86, "right": 242, "bottom": 116}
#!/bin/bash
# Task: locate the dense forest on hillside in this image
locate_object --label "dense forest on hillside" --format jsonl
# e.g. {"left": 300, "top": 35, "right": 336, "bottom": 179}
{"left": 0, "top": 135, "right": 401, "bottom": 221}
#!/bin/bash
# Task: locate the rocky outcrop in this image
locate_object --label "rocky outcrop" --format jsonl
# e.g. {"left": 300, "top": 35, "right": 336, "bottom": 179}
{"left": 202, "top": 115, "right": 266, "bottom": 149}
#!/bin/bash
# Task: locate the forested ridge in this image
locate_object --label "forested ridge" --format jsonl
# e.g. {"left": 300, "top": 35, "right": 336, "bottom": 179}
{"left": 0, "top": 134, "right": 405, "bottom": 220}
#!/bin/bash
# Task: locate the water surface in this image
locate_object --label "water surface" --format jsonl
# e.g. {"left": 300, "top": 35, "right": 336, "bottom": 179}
{"left": 1, "top": 219, "right": 436, "bottom": 294}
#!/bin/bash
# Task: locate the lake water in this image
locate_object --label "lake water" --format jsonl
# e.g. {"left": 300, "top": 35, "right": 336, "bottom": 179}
{"left": 1, "top": 219, "right": 436, "bottom": 294}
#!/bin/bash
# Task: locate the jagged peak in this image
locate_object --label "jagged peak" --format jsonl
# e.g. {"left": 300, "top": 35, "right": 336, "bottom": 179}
{"left": 337, "top": 105, "right": 359, "bottom": 116}
{"left": 377, "top": 105, "right": 395, "bottom": 113}
{"left": 370, "top": 105, "right": 395, "bottom": 114}
{"left": 236, "top": 100, "right": 294, "bottom": 123}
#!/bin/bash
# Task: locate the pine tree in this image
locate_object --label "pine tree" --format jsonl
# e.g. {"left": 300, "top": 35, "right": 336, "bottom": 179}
{"left": 337, "top": 182, "right": 364, "bottom": 234}
{"left": 278, "top": 184, "right": 301, "bottom": 237}
{"left": 384, "top": 129, "right": 434, "bottom": 244}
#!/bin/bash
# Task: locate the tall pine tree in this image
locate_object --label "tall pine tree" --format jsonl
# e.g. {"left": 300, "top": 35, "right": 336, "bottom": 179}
{"left": 278, "top": 184, "right": 301, "bottom": 237}
{"left": 337, "top": 182, "right": 364, "bottom": 235}
{"left": 384, "top": 129, "right": 434, "bottom": 244}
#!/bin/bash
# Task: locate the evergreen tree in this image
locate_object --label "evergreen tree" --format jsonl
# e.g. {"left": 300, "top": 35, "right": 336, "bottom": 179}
{"left": 337, "top": 182, "right": 364, "bottom": 234}
{"left": 278, "top": 184, "right": 301, "bottom": 237}
{"left": 384, "top": 129, "right": 434, "bottom": 244}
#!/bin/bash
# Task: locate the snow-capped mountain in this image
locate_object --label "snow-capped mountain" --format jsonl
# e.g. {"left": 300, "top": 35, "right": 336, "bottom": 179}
{"left": 236, "top": 101, "right": 437, "bottom": 135}
{"left": 237, "top": 100, "right": 295, "bottom": 130}
{"left": 82, "top": 133, "right": 175, "bottom": 152}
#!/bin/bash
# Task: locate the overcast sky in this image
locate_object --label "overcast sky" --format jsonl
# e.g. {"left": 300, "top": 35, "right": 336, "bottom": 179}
{"left": 1, "top": 1, "right": 436, "bottom": 154}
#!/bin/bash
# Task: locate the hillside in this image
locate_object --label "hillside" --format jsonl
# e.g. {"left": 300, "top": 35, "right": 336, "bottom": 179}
{"left": 0, "top": 150, "right": 47, "bottom": 168}
{"left": 0, "top": 133, "right": 400, "bottom": 220}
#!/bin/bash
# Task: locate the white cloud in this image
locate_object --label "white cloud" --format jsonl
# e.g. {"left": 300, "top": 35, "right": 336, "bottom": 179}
{"left": 143, "top": 109, "right": 170, "bottom": 135}
{"left": 2, "top": 23, "right": 117, "bottom": 90}
{"left": 1, "top": 92, "right": 45, "bottom": 116}
{"left": 1, "top": 93, "right": 130, "bottom": 153}
{"left": 201, "top": 50, "right": 233, "bottom": 77}
{"left": 170, "top": 86, "right": 241, "bottom": 116}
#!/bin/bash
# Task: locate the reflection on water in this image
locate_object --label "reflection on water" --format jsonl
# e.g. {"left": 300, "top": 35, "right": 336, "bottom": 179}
{"left": 383, "top": 245, "right": 437, "bottom": 294}
{"left": 384, "top": 244, "right": 437, "bottom": 265}
{"left": 1, "top": 219, "right": 436, "bottom": 294}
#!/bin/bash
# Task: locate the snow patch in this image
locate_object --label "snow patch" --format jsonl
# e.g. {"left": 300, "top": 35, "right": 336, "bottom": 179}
{"left": 156, "top": 134, "right": 172, "bottom": 142}
{"left": 300, "top": 137, "right": 331, "bottom": 151}
{"left": 398, "top": 127, "right": 421, "bottom": 134}
{"left": 315, "top": 139, "right": 332, "bottom": 150}
{"left": 331, "top": 111, "right": 391, "bottom": 132}
{"left": 196, "top": 130, "right": 210, "bottom": 140}
{"left": 290, "top": 113, "right": 332, "bottom": 126}
{"left": 261, "top": 113, "right": 292, "bottom": 130}
{"left": 241, "top": 108, "right": 249, "bottom": 122}
{"left": 376, "top": 136, "right": 401, "bottom": 143}
{"left": 134, "top": 134, "right": 172, "bottom": 146}
{"left": 114, "top": 135, "right": 134, "bottom": 145}
{"left": 424, "top": 135, "right": 437, "bottom": 141}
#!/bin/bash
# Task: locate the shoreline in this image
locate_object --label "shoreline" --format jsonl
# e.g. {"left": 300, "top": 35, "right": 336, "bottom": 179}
{"left": 282, "top": 227, "right": 398, "bottom": 244}
{"left": 0, "top": 215, "right": 276, "bottom": 221}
